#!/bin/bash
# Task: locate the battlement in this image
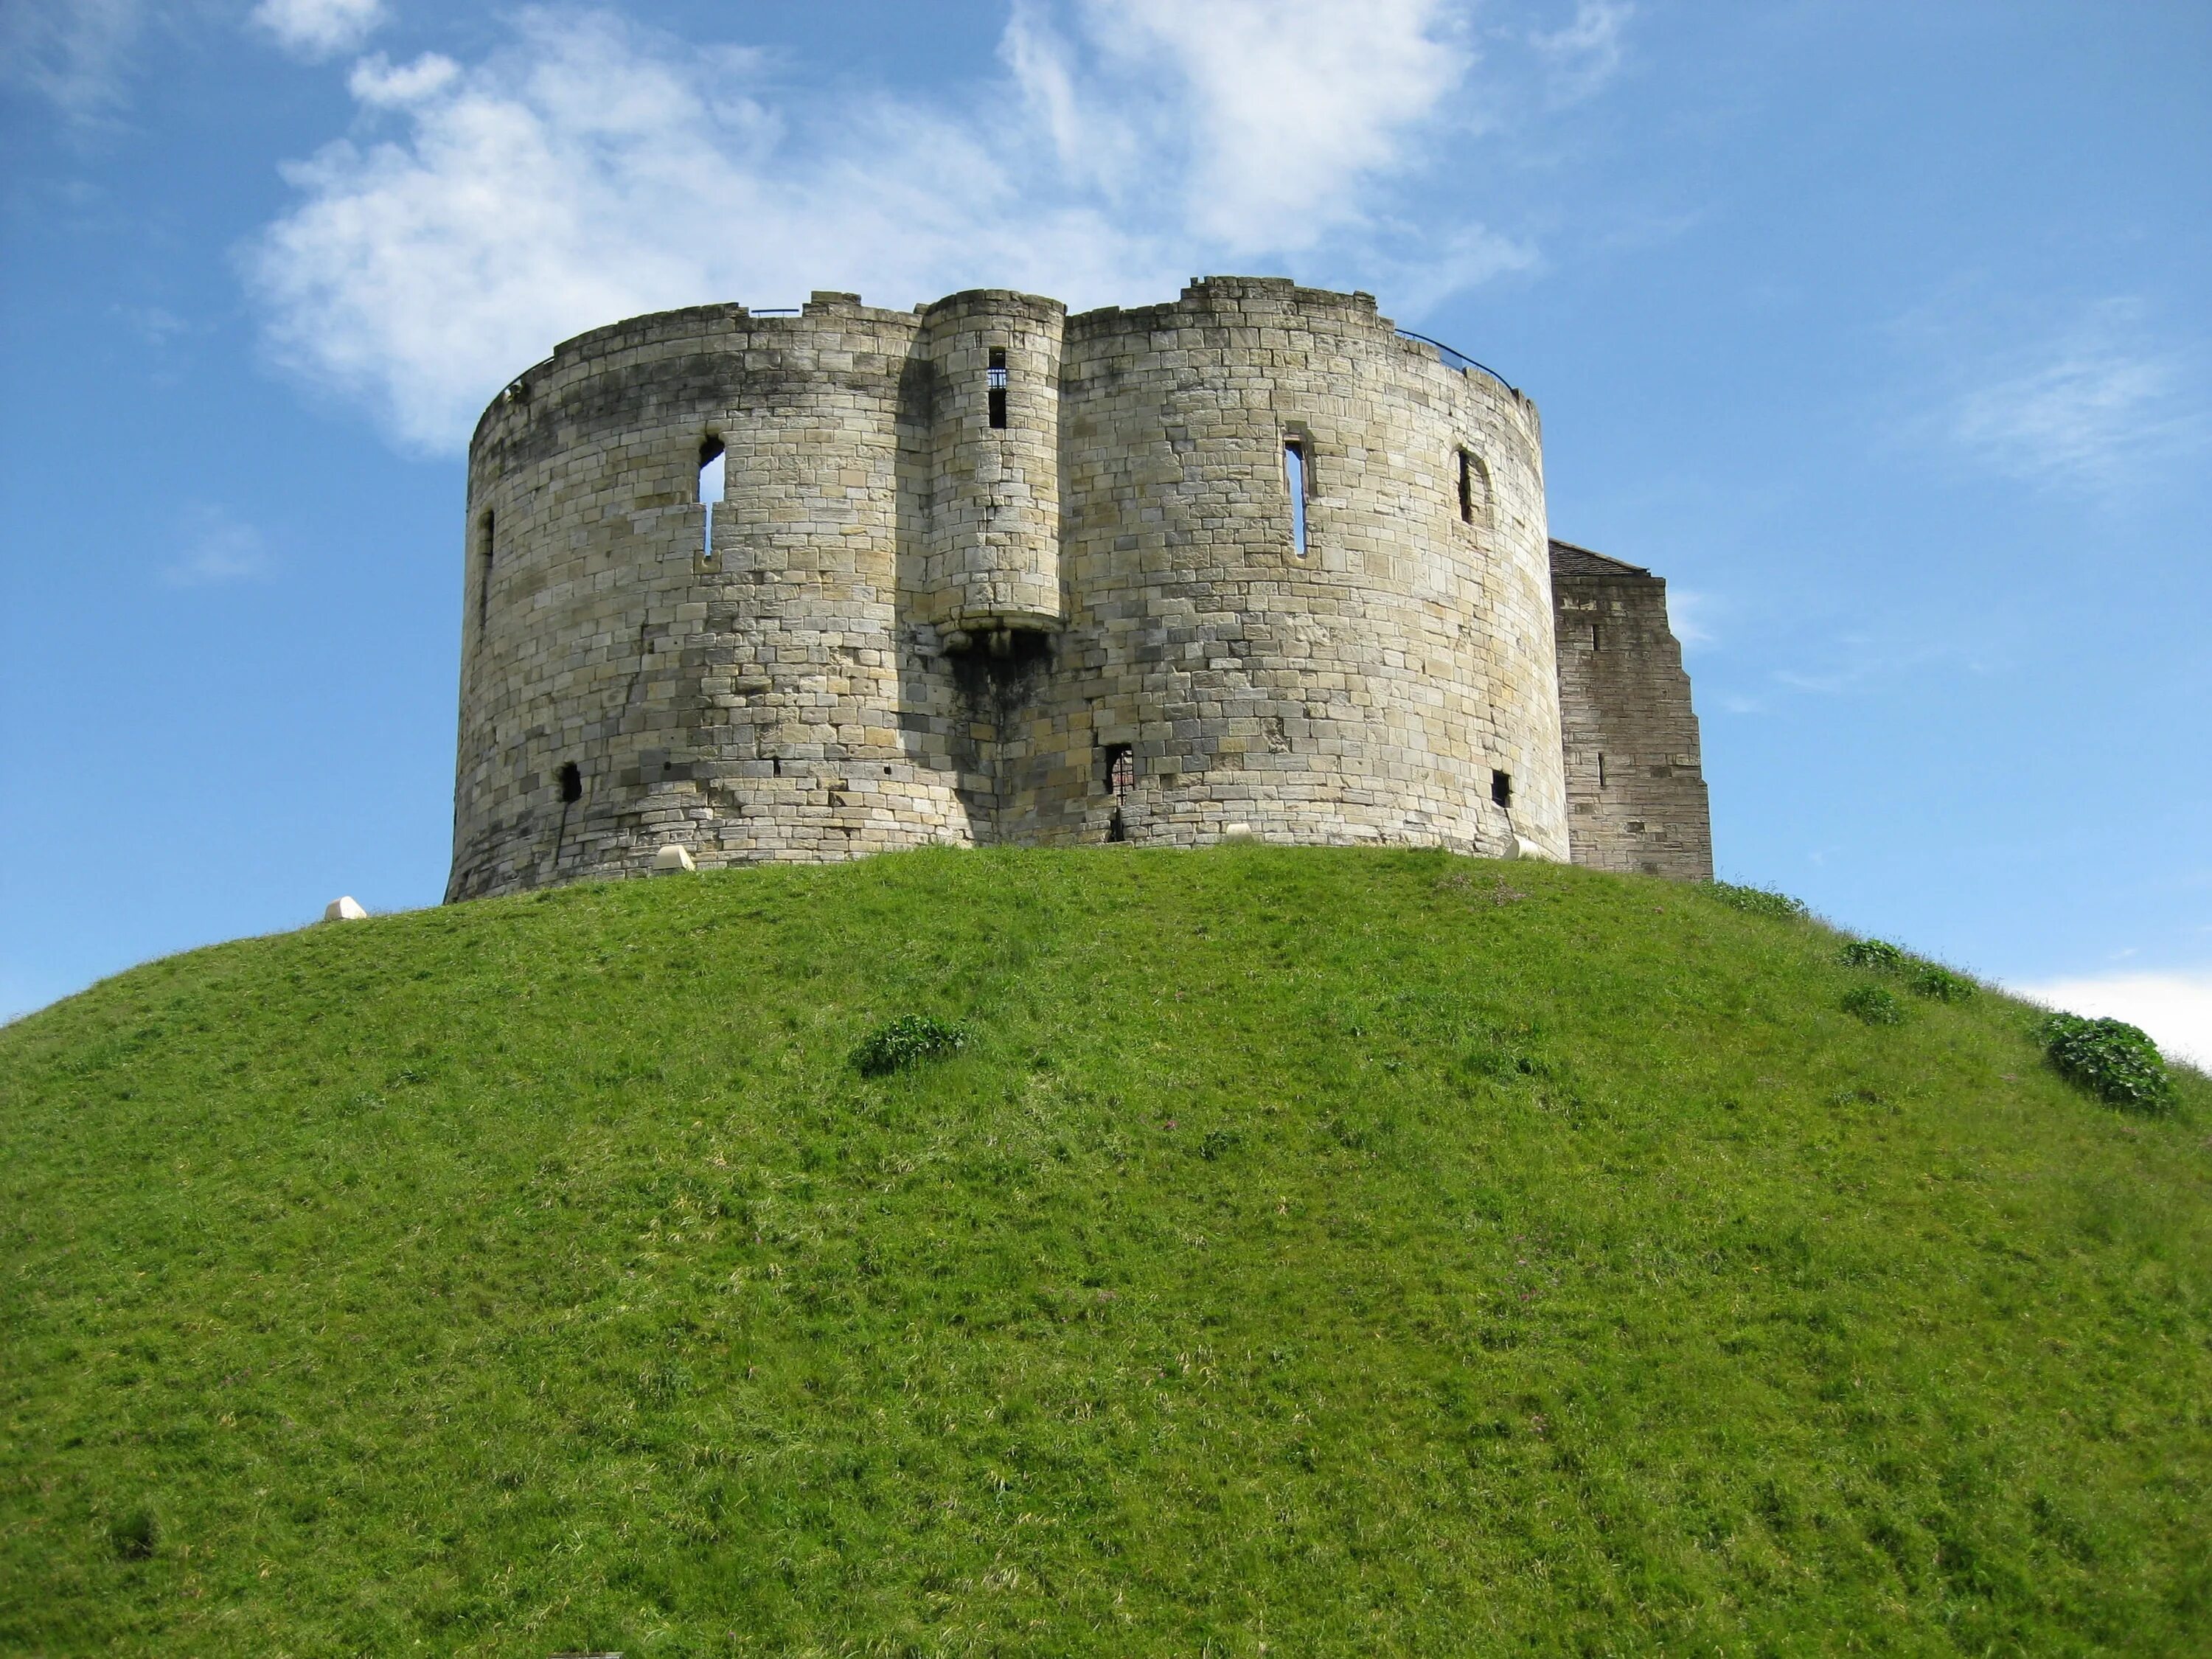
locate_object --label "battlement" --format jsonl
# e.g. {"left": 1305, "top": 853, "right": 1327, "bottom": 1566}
{"left": 446, "top": 277, "right": 1708, "bottom": 898}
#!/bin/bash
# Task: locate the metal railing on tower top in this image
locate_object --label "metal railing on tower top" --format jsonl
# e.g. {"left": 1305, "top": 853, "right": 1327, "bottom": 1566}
{"left": 1393, "top": 328, "right": 1518, "bottom": 396}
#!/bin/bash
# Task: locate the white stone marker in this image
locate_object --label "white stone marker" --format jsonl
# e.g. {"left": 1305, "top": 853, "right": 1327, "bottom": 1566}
{"left": 324, "top": 896, "right": 369, "bottom": 921}
{"left": 652, "top": 845, "right": 697, "bottom": 873}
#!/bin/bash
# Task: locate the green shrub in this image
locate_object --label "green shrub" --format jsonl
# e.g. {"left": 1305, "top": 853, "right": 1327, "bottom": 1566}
{"left": 1908, "top": 964, "right": 1976, "bottom": 1003}
{"left": 852, "top": 1014, "right": 969, "bottom": 1077}
{"left": 1843, "top": 985, "right": 1904, "bottom": 1026}
{"left": 2034, "top": 1013, "right": 2172, "bottom": 1113}
{"left": 1711, "top": 883, "right": 1807, "bottom": 922}
{"left": 1840, "top": 939, "right": 1906, "bottom": 972}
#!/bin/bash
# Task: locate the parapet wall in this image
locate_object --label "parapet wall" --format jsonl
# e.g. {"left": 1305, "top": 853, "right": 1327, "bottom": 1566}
{"left": 447, "top": 277, "right": 1582, "bottom": 900}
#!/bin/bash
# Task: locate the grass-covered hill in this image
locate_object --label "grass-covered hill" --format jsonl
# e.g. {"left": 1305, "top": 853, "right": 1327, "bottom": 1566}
{"left": 4, "top": 848, "right": 2208, "bottom": 1657}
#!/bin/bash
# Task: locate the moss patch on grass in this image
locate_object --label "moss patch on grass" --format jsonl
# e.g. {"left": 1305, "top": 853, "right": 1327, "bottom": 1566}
{"left": 4, "top": 848, "right": 2208, "bottom": 1655}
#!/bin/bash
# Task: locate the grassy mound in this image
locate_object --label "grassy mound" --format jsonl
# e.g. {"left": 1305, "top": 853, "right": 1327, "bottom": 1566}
{"left": 4, "top": 848, "right": 2208, "bottom": 1655}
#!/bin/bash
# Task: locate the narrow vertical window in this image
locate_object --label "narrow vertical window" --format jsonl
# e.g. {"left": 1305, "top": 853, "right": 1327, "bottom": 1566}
{"left": 698, "top": 437, "right": 725, "bottom": 562}
{"left": 1596, "top": 753, "right": 1608, "bottom": 788}
{"left": 987, "top": 347, "right": 1009, "bottom": 429}
{"left": 1590, "top": 622, "right": 1603, "bottom": 651}
{"left": 1283, "top": 437, "right": 1309, "bottom": 557}
{"left": 1491, "top": 769, "right": 1514, "bottom": 810}
{"left": 1457, "top": 448, "right": 1490, "bottom": 526}
{"left": 475, "top": 510, "right": 495, "bottom": 641}
{"left": 557, "top": 761, "right": 582, "bottom": 803}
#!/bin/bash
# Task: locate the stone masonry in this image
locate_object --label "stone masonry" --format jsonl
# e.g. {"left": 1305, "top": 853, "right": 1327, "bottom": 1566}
{"left": 1549, "top": 541, "right": 1712, "bottom": 880}
{"left": 446, "top": 276, "right": 1711, "bottom": 900}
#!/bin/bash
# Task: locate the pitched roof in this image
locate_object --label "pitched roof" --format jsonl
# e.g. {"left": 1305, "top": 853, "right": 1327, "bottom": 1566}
{"left": 1548, "top": 538, "right": 1653, "bottom": 580}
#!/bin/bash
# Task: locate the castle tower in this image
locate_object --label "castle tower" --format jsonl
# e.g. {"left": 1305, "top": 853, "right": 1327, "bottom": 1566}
{"left": 447, "top": 277, "right": 1709, "bottom": 900}
{"left": 914, "top": 290, "right": 1067, "bottom": 640}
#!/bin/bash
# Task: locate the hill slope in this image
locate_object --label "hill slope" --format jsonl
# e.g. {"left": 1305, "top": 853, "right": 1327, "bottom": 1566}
{"left": 4, "top": 848, "right": 2208, "bottom": 1655}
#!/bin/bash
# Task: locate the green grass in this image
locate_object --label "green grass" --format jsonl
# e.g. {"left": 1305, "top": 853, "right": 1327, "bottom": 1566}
{"left": 3, "top": 847, "right": 2208, "bottom": 1656}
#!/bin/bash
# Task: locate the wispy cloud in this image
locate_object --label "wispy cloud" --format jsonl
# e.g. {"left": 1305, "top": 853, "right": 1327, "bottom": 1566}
{"left": 1, "top": 0, "right": 150, "bottom": 125}
{"left": 164, "top": 504, "right": 271, "bottom": 587}
{"left": 1665, "top": 586, "right": 1717, "bottom": 650}
{"left": 2011, "top": 970, "right": 2212, "bottom": 1071}
{"left": 1530, "top": 1, "right": 1633, "bottom": 104}
{"left": 245, "top": 1, "right": 1532, "bottom": 452}
{"left": 1943, "top": 299, "right": 2205, "bottom": 490}
{"left": 251, "top": 0, "right": 386, "bottom": 61}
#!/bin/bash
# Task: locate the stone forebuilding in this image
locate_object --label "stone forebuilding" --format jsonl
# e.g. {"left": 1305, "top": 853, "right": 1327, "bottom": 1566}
{"left": 446, "top": 276, "right": 1710, "bottom": 901}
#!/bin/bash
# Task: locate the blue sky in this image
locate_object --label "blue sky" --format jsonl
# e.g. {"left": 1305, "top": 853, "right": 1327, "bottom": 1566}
{"left": 3, "top": 0, "right": 2208, "bottom": 1060}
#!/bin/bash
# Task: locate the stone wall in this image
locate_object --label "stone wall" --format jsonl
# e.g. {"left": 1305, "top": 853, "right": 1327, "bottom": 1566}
{"left": 1549, "top": 540, "right": 1713, "bottom": 880}
{"left": 448, "top": 277, "right": 1622, "bottom": 901}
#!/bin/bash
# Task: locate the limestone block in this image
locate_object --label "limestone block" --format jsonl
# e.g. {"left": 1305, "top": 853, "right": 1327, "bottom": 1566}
{"left": 324, "top": 896, "right": 368, "bottom": 922}
{"left": 653, "top": 845, "right": 697, "bottom": 872}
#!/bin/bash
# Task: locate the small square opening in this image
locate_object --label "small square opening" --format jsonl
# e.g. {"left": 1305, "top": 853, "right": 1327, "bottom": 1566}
{"left": 1104, "top": 742, "right": 1135, "bottom": 795}
{"left": 1490, "top": 769, "right": 1513, "bottom": 810}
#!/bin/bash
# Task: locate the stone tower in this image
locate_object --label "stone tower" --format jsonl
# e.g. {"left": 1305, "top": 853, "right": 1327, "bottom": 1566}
{"left": 447, "top": 276, "right": 1709, "bottom": 900}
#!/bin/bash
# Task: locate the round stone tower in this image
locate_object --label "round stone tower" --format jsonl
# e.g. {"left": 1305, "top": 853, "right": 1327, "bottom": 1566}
{"left": 447, "top": 277, "right": 1569, "bottom": 901}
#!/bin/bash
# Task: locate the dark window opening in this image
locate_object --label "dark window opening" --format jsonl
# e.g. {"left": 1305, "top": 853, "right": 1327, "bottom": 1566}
{"left": 1283, "top": 437, "right": 1309, "bottom": 556}
{"left": 475, "top": 511, "right": 495, "bottom": 641}
{"left": 1105, "top": 742, "right": 1135, "bottom": 796}
{"left": 1491, "top": 768, "right": 1513, "bottom": 810}
{"left": 987, "top": 347, "right": 1009, "bottom": 428}
{"left": 557, "top": 761, "right": 582, "bottom": 804}
{"left": 698, "top": 437, "right": 725, "bottom": 560}
{"left": 1107, "top": 807, "right": 1127, "bottom": 844}
{"left": 1590, "top": 622, "right": 1603, "bottom": 651}
{"left": 1596, "top": 753, "right": 1607, "bottom": 788}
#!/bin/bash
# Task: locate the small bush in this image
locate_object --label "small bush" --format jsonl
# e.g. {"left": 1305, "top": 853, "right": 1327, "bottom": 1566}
{"left": 2034, "top": 1013, "right": 2171, "bottom": 1113}
{"left": 108, "top": 1507, "right": 159, "bottom": 1561}
{"left": 1908, "top": 964, "right": 1976, "bottom": 1003}
{"left": 1840, "top": 939, "right": 1906, "bottom": 972}
{"left": 1712, "top": 883, "right": 1808, "bottom": 922}
{"left": 1843, "top": 985, "right": 1904, "bottom": 1026}
{"left": 851, "top": 1014, "right": 969, "bottom": 1077}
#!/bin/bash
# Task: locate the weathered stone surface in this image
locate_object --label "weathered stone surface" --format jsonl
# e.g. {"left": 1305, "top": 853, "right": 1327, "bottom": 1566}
{"left": 446, "top": 278, "right": 1709, "bottom": 900}
{"left": 324, "top": 896, "right": 368, "bottom": 921}
{"left": 1549, "top": 540, "right": 1714, "bottom": 880}
{"left": 652, "top": 844, "right": 696, "bottom": 872}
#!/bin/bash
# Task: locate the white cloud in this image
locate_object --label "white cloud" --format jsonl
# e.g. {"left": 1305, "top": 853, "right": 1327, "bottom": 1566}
{"left": 246, "top": 2, "right": 1525, "bottom": 452}
{"left": 251, "top": 0, "right": 386, "bottom": 61}
{"left": 1531, "top": 1, "right": 1633, "bottom": 102}
{"left": 1947, "top": 299, "right": 2205, "bottom": 490}
{"left": 1, "top": 0, "right": 149, "bottom": 123}
{"left": 1665, "top": 586, "right": 1715, "bottom": 650}
{"left": 164, "top": 504, "right": 271, "bottom": 586}
{"left": 2012, "top": 970, "right": 2212, "bottom": 1072}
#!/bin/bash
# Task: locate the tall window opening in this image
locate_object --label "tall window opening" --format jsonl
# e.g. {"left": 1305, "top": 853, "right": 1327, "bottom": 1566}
{"left": 698, "top": 437, "right": 726, "bottom": 561}
{"left": 1596, "top": 753, "right": 1608, "bottom": 789}
{"left": 1491, "top": 768, "right": 1514, "bottom": 810}
{"left": 1457, "top": 448, "right": 1490, "bottom": 526}
{"left": 557, "top": 761, "right": 582, "bottom": 803}
{"left": 1590, "top": 622, "right": 1603, "bottom": 651}
{"left": 987, "top": 347, "right": 1009, "bottom": 429}
{"left": 475, "top": 511, "right": 495, "bottom": 641}
{"left": 1283, "top": 437, "right": 1309, "bottom": 557}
